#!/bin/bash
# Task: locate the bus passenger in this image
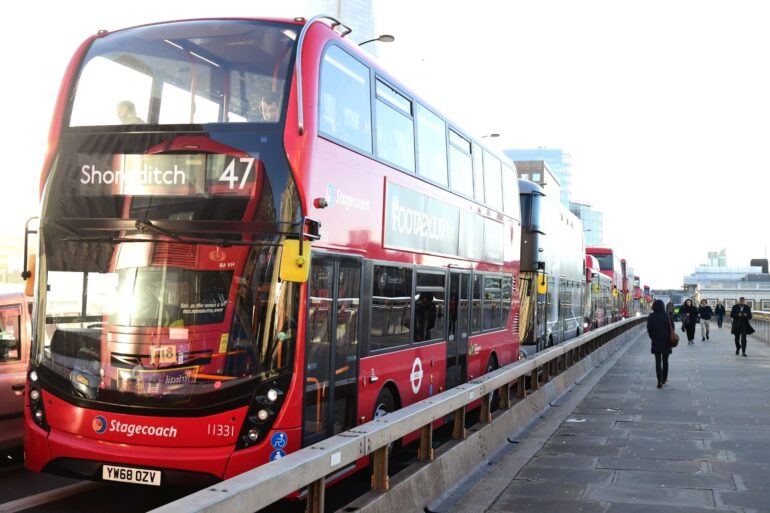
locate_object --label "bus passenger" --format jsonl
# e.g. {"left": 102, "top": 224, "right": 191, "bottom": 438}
{"left": 415, "top": 293, "right": 436, "bottom": 341}
{"left": 116, "top": 100, "right": 145, "bottom": 124}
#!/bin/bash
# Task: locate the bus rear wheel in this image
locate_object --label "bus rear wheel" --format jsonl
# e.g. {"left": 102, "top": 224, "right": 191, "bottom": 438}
{"left": 486, "top": 355, "right": 501, "bottom": 411}
{"left": 370, "top": 388, "right": 400, "bottom": 464}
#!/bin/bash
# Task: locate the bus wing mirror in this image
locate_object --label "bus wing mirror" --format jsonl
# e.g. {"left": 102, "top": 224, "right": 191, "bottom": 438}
{"left": 280, "top": 240, "right": 311, "bottom": 283}
{"left": 24, "top": 254, "right": 36, "bottom": 297}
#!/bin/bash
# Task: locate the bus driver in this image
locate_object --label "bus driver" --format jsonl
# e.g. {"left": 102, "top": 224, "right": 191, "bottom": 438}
{"left": 260, "top": 94, "right": 280, "bottom": 122}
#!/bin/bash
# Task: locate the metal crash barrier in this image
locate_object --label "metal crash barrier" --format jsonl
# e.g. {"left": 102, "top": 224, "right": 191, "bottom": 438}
{"left": 746, "top": 310, "right": 770, "bottom": 342}
{"left": 150, "top": 316, "right": 645, "bottom": 513}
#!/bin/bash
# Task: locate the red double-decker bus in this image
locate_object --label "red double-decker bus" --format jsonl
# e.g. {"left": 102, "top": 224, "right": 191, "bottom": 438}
{"left": 24, "top": 16, "right": 520, "bottom": 487}
{"left": 584, "top": 255, "right": 612, "bottom": 330}
{"left": 585, "top": 247, "right": 623, "bottom": 321}
{"left": 620, "top": 258, "right": 635, "bottom": 318}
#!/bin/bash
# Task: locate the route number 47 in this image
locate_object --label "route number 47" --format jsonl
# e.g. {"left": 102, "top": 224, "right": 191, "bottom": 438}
{"left": 218, "top": 157, "right": 255, "bottom": 190}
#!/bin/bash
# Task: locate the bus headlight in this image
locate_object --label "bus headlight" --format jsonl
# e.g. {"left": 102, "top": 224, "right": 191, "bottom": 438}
{"left": 236, "top": 376, "right": 289, "bottom": 451}
{"left": 33, "top": 409, "right": 44, "bottom": 422}
{"left": 30, "top": 389, "right": 40, "bottom": 401}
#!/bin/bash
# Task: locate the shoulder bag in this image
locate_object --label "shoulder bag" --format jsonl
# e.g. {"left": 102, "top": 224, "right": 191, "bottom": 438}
{"left": 668, "top": 313, "right": 679, "bottom": 347}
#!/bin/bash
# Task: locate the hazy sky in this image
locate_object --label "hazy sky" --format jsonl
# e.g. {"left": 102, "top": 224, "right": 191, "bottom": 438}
{"left": 2, "top": 0, "right": 768, "bottom": 288}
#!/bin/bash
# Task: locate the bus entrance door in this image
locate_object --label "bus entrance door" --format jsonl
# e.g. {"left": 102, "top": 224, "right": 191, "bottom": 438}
{"left": 303, "top": 256, "right": 361, "bottom": 446}
{"left": 446, "top": 272, "right": 469, "bottom": 390}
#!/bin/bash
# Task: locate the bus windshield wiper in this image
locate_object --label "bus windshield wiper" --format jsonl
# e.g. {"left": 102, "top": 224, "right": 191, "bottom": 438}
{"left": 135, "top": 218, "right": 179, "bottom": 240}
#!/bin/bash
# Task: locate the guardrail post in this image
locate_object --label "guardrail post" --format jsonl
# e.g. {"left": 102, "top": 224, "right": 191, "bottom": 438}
{"left": 530, "top": 368, "right": 539, "bottom": 390}
{"left": 499, "top": 383, "right": 511, "bottom": 409}
{"left": 542, "top": 361, "right": 551, "bottom": 383}
{"left": 418, "top": 424, "right": 434, "bottom": 461}
{"left": 306, "top": 476, "right": 325, "bottom": 513}
{"left": 452, "top": 406, "right": 466, "bottom": 439}
{"left": 516, "top": 377, "right": 526, "bottom": 399}
{"left": 371, "top": 446, "right": 390, "bottom": 492}
{"left": 480, "top": 393, "right": 491, "bottom": 423}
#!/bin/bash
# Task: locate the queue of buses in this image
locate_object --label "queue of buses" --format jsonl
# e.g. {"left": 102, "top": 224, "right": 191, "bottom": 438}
{"left": 10, "top": 15, "right": 651, "bottom": 489}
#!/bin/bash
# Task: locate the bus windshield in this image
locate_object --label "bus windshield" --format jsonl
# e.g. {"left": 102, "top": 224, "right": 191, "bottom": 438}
{"left": 39, "top": 243, "right": 298, "bottom": 409}
{"left": 69, "top": 19, "right": 297, "bottom": 126}
{"left": 593, "top": 253, "right": 614, "bottom": 271}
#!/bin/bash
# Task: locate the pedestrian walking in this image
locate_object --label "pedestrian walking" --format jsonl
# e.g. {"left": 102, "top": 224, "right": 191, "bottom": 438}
{"left": 698, "top": 299, "right": 713, "bottom": 341}
{"left": 647, "top": 299, "right": 673, "bottom": 388}
{"left": 714, "top": 301, "right": 726, "bottom": 328}
{"left": 679, "top": 298, "right": 699, "bottom": 345}
{"left": 730, "top": 297, "right": 753, "bottom": 357}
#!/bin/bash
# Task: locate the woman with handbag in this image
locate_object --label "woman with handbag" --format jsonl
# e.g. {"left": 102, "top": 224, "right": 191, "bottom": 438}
{"left": 679, "top": 298, "right": 699, "bottom": 345}
{"left": 648, "top": 299, "right": 675, "bottom": 388}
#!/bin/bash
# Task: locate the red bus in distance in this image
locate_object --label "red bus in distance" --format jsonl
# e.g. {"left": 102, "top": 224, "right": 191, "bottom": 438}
{"left": 585, "top": 247, "right": 624, "bottom": 321}
{"left": 24, "top": 16, "right": 520, "bottom": 487}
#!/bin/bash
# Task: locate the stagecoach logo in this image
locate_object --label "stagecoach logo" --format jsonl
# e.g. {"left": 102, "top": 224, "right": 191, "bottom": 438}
{"left": 324, "top": 183, "right": 336, "bottom": 207}
{"left": 410, "top": 357, "right": 424, "bottom": 394}
{"left": 92, "top": 415, "right": 108, "bottom": 434}
{"left": 90, "top": 416, "right": 179, "bottom": 438}
{"left": 209, "top": 247, "right": 226, "bottom": 262}
{"left": 324, "top": 183, "right": 370, "bottom": 211}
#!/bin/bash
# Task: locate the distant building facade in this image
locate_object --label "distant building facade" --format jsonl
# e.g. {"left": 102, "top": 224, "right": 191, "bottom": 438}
{"left": 318, "top": 0, "right": 378, "bottom": 53}
{"left": 0, "top": 236, "right": 24, "bottom": 285}
{"left": 708, "top": 249, "right": 727, "bottom": 267}
{"left": 505, "top": 149, "right": 572, "bottom": 207}
{"left": 513, "top": 160, "right": 561, "bottom": 198}
{"left": 513, "top": 156, "right": 604, "bottom": 248}
{"left": 569, "top": 201, "right": 603, "bottom": 246}
{"left": 684, "top": 250, "right": 770, "bottom": 310}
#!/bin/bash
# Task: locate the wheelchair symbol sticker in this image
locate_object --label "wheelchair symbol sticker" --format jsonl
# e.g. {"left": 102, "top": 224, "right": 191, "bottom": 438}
{"left": 271, "top": 431, "right": 288, "bottom": 449}
{"left": 270, "top": 449, "right": 286, "bottom": 461}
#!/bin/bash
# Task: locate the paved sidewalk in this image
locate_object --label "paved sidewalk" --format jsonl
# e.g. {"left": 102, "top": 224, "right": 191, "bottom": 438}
{"left": 441, "top": 322, "right": 770, "bottom": 513}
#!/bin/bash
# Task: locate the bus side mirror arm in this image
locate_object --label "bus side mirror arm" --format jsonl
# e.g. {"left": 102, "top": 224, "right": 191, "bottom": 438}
{"left": 21, "top": 217, "right": 39, "bottom": 280}
{"left": 21, "top": 217, "right": 39, "bottom": 297}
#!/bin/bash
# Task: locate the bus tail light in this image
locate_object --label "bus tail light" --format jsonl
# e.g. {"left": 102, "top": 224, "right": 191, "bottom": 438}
{"left": 235, "top": 375, "right": 289, "bottom": 450}
{"left": 28, "top": 368, "right": 50, "bottom": 431}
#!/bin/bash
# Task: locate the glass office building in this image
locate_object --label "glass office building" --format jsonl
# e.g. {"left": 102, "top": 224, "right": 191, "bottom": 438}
{"left": 569, "top": 201, "right": 603, "bottom": 246}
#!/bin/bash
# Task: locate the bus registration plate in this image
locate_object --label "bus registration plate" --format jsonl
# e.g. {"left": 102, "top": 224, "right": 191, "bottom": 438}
{"left": 102, "top": 464, "right": 161, "bottom": 486}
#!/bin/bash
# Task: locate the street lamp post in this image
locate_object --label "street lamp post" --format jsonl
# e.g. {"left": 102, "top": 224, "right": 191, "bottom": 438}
{"left": 359, "top": 34, "right": 395, "bottom": 46}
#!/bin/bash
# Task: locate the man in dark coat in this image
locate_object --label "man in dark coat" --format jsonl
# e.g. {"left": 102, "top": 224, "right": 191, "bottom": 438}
{"left": 648, "top": 299, "right": 673, "bottom": 388}
{"left": 730, "top": 297, "right": 753, "bottom": 357}
{"left": 714, "top": 301, "right": 726, "bottom": 328}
